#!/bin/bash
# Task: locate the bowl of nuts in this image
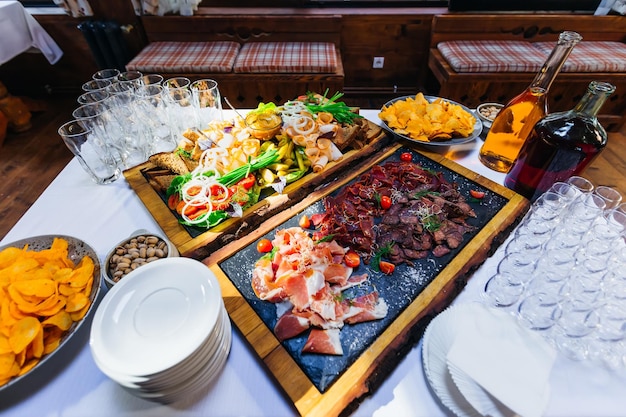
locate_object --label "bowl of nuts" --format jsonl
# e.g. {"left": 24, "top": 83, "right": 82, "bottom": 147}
{"left": 475, "top": 102, "right": 504, "bottom": 130}
{"left": 103, "top": 230, "right": 179, "bottom": 289}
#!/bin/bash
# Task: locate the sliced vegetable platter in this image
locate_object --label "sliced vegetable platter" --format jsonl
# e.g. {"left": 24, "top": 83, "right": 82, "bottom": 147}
{"left": 125, "top": 92, "right": 389, "bottom": 259}
{"left": 203, "top": 142, "right": 529, "bottom": 417}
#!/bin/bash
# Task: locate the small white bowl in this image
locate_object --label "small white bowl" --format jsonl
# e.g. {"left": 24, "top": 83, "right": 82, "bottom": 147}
{"left": 103, "top": 230, "right": 178, "bottom": 289}
{"left": 476, "top": 102, "right": 504, "bottom": 129}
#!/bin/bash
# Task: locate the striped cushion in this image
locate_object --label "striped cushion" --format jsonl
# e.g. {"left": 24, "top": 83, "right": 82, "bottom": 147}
{"left": 533, "top": 41, "right": 626, "bottom": 72}
{"left": 233, "top": 42, "right": 338, "bottom": 73}
{"left": 126, "top": 41, "right": 240, "bottom": 73}
{"left": 437, "top": 40, "right": 548, "bottom": 73}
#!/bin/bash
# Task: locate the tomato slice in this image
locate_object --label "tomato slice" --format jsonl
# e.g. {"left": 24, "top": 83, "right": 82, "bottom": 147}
{"left": 380, "top": 195, "right": 392, "bottom": 210}
{"left": 167, "top": 194, "right": 180, "bottom": 211}
{"left": 256, "top": 238, "right": 273, "bottom": 253}
{"left": 187, "top": 207, "right": 209, "bottom": 220}
{"left": 209, "top": 184, "right": 227, "bottom": 199}
{"left": 379, "top": 260, "right": 395, "bottom": 275}
{"left": 238, "top": 173, "right": 257, "bottom": 190}
{"left": 344, "top": 250, "right": 361, "bottom": 268}
{"left": 186, "top": 185, "right": 202, "bottom": 197}
{"left": 470, "top": 189, "right": 485, "bottom": 199}
{"left": 400, "top": 152, "right": 412, "bottom": 162}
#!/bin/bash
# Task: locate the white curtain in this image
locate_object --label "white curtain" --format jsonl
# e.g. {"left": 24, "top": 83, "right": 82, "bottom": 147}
{"left": 53, "top": 0, "right": 93, "bottom": 17}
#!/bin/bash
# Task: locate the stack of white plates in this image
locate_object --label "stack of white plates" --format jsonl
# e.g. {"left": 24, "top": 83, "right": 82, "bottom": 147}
{"left": 90, "top": 257, "right": 231, "bottom": 403}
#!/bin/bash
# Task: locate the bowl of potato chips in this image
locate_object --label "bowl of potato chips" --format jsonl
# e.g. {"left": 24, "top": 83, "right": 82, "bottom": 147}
{"left": 0, "top": 235, "right": 101, "bottom": 390}
{"left": 378, "top": 93, "right": 482, "bottom": 145}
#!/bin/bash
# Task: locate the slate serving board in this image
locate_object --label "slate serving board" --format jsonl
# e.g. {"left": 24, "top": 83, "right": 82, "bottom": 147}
{"left": 204, "top": 142, "right": 529, "bottom": 417}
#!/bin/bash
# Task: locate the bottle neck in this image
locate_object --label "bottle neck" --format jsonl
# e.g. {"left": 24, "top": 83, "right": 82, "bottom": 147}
{"left": 529, "top": 31, "right": 582, "bottom": 93}
{"left": 574, "top": 81, "right": 616, "bottom": 117}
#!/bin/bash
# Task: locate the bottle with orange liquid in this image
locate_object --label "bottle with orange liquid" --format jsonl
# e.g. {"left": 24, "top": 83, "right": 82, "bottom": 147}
{"left": 478, "top": 31, "right": 582, "bottom": 173}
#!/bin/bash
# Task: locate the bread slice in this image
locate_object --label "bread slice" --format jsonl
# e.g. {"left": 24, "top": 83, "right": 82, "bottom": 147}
{"left": 149, "top": 152, "right": 191, "bottom": 175}
{"left": 148, "top": 174, "right": 177, "bottom": 193}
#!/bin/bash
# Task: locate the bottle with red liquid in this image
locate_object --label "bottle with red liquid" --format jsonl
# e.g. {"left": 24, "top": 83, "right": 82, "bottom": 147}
{"left": 504, "top": 81, "right": 616, "bottom": 201}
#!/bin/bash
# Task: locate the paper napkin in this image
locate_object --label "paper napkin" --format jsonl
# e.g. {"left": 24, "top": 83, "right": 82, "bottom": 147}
{"left": 446, "top": 303, "right": 557, "bottom": 417}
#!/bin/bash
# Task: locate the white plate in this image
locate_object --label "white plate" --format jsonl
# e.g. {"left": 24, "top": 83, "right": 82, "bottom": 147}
{"left": 448, "top": 360, "right": 511, "bottom": 417}
{"left": 422, "top": 304, "right": 483, "bottom": 417}
{"left": 379, "top": 95, "right": 482, "bottom": 146}
{"left": 90, "top": 257, "right": 223, "bottom": 377}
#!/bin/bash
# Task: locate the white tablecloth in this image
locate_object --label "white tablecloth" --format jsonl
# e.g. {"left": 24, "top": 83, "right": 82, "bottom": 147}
{"left": 1, "top": 110, "right": 626, "bottom": 417}
{"left": 0, "top": 1, "right": 63, "bottom": 65}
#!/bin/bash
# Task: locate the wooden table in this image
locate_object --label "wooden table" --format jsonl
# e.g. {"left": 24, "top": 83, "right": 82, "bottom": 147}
{"left": 2, "top": 110, "right": 626, "bottom": 417}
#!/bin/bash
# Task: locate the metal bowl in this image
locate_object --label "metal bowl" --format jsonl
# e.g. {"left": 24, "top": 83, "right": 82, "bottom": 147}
{"left": 103, "top": 230, "right": 179, "bottom": 289}
{"left": 0, "top": 234, "right": 101, "bottom": 392}
{"left": 475, "top": 102, "right": 504, "bottom": 129}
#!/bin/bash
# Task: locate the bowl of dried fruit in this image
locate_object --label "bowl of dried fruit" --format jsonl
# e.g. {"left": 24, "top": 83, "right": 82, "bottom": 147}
{"left": 476, "top": 102, "right": 504, "bottom": 130}
{"left": 103, "top": 230, "right": 178, "bottom": 289}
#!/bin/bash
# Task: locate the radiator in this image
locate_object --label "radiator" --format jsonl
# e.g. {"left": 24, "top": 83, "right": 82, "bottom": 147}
{"left": 78, "top": 20, "right": 132, "bottom": 71}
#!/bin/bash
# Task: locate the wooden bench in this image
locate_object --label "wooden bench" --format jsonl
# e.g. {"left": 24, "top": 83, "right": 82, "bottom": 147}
{"left": 129, "top": 14, "right": 344, "bottom": 108}
{"left": 427, "top": 14, "right": 626, "bottom": 131}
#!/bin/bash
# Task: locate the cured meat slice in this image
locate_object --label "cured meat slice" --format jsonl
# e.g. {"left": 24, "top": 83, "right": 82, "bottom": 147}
{"left": 341, "top": 292, "right": 389, "bottom": 324}
{"left": 274, "top": 312, "right": 310, "bottom": 342}
{"left": 280, "top": 269, "right": 325, "bottom": 311}
{"left": 338, "top": 273, "right": 368, "bottom": 291}
{"left": 252, "top": 258, "right": 287, "bottom": 302}
{"left": 302, "top": 328, "right": 343, "bottom": 355}
{"left": 322, "top": 263, "right": 353, "bottom": 286}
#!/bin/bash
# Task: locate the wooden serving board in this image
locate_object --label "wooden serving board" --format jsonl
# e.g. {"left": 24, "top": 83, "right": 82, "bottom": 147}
{"left": 202, "top": 142, "right": 529, "bottom": 417}
{"left": 123, "top": 128, "right": 390, "bottom": 260}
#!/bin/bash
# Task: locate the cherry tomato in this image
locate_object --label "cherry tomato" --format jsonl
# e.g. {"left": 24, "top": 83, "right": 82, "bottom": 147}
{"left": 344, "top": 250, "right": 361, "bottom": 268}
{"left": 470, "top": 189, "right": 485, "bottom": 199}
{"left": 299, "top": 214, "right": 311, "bottom": 229}
{"left": 400, "top": 152, "right": 413, "bottom": 162}
{"left": 380, "top": 195, "right": 392, "bottom": 210}
{"left": 379, "top": 260, "right": 395, "bottom": 275}
{"left": 256, "top": 238, "right": 273, "bottom": 253}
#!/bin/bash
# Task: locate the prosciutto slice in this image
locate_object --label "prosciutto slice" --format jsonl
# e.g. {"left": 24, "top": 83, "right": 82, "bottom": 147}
{"left": 302, "top": 328, "right": 343, "bottom": 355}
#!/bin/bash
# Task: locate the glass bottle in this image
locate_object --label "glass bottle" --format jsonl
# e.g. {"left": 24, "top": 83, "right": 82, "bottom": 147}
{"left": 478, "top": 31, "right": 583, "bottom": 173}
{"left": 504, "top": 81, "right": 616, "bottom": 201}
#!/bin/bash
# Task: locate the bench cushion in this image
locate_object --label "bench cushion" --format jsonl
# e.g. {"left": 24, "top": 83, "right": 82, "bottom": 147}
{"left": 533, "top": 41, "right": 626, "bottom": 72}
{"left": 437, "top": 40, "right": 547, "bottom": 73}
{"left": 126, "top": 41, "right": 240, "bottom": 73}
{"left": 233, "top": 42, "right": 338, "bottom": 73}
